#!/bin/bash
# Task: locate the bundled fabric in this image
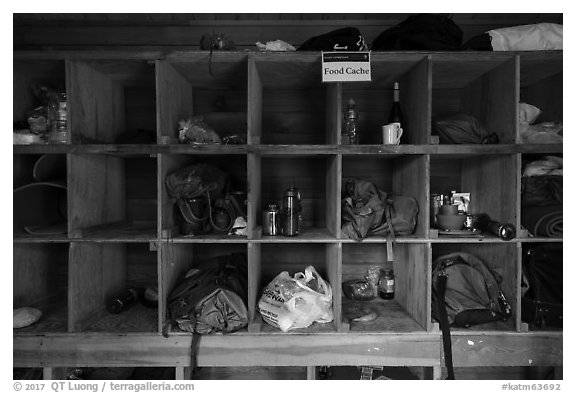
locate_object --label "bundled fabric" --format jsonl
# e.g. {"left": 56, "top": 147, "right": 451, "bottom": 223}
{"left": 521, "top": 205, "right": 562, "bottom": 238}
{"left": 521, "top": 175, "right": 562, "bottom": 207}
{"left": 371, "top": 14, "right": 463, "bottom": 51}
{"left": 522, "top": 244, "right": 562, "bottom": 328}
{"left": 462, "top": 23, "right": 563, "bottom": 51}
{"left": 298, "top": 27, "right": 368, "bottom": 51}
{"left": 341, "top": 178, "right": 418, "bottom": 241}
{"left": 432, "top": 114, "right": 498, "bottom": 144}
{"left": 519, "top": 103, "right": 562, "bottom": 144}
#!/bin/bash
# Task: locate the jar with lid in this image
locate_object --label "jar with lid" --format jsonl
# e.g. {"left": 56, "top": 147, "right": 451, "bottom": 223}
{"left": 378, "top": 269, "right": 395, "bottom": 299}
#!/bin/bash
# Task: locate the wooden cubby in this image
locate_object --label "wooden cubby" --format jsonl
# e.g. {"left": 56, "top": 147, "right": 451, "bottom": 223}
{"left": 13, "top": 49, "right": 562, "bottom": 378}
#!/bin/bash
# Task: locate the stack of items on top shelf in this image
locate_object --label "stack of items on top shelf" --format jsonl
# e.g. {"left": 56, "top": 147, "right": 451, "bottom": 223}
{"left": 521, "top": 156, "right": 562, "bottom": 238}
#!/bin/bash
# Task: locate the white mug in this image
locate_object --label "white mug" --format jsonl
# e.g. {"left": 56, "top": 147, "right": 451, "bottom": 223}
{"left": 382, "top": 123, "right": 403, "bottom": 145}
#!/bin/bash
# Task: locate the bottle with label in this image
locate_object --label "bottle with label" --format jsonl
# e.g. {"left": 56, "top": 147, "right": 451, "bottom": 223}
{"left": 378, "top": 269, "right": 395, "bottom": 299}
{"left": 388, "top": 82, "right": 403, "bottom": 127}
{"left": 342, "top": 98, "right": 358, "bottom": 145}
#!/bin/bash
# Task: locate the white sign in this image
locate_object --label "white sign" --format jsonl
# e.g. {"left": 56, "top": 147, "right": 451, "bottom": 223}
{"left": 322, "top": 52, "right": 371, "bottom": 82}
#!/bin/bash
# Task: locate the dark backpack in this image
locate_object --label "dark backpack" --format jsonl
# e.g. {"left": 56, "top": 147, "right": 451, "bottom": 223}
{"left": 371, "top": 14, "right": 463, "bottom": 51}
{"left": 298, "top": 27, "right": 368, "bottom": 51}
{"left": 162, "top": 253, "right": 248, "bottom": 372}
{"left": 521, "top": 244, "right": 562, "bottom": 328}
{"left": 432, "top": 252, "right": 512, "bottom": 379}
{"left": 163, "top": 253, "right": 248, "bottom": 336}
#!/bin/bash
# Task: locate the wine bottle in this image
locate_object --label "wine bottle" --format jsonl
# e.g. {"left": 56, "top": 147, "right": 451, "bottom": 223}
{"left": 388, "top": 82, "right": 403, "bottom": 127}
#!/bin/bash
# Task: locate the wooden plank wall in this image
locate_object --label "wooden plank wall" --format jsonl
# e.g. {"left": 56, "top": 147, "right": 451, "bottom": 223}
{"left": 14, "top": 14, "right": 563, "bottom": 51}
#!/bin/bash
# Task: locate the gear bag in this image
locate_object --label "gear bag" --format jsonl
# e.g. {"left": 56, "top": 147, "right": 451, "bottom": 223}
{"left": 432, "top": 252, "right": 512, "bottom": 379}
{"left": 341, "top": 178, "right": 418, "bottom": 242}
{"left": 371, "top": 14, "right": 463, "bottom": 51}
{"left": 163, "top": 253, "right": 248, "bottom": 371}
{"left": 298, "top": 27, "right": 368, "bottom": 51}
{"left": 521, "top": 244, "right": 562, "bottom": 328}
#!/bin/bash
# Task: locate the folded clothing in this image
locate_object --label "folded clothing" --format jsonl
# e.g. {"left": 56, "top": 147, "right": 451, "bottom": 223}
{"left": 522, "top": 205, "right": 562, "bottom": 238}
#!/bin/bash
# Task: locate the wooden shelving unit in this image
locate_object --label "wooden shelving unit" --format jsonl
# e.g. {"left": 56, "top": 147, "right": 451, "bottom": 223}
{"left": 13, "top": 49, "right": 562, "bottom": 379}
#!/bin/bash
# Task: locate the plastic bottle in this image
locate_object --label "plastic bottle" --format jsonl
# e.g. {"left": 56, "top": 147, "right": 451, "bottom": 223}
{"left": 343, "top": 99, "right": 358, "bottom": 145}
{"left": 388, "top": 82, "right": 403, "bottom": 127}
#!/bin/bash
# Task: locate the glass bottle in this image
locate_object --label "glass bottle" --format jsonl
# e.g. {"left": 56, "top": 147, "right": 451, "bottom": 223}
{"left": 106, "top": 288, "right": 141, "bottom": 314}
{"left": 388, "top": 82, "right": 403, "bottom": 127}
{"left": 378, "top": 269, "right": 395, "bottom": 299}
{"left": 343, "top": 98, "right": 358, "bottom": 145}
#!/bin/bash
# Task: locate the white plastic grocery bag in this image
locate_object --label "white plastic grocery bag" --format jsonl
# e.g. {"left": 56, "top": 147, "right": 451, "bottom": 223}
{"left": 258, "top": 265, "right": 333, "bottom": 332}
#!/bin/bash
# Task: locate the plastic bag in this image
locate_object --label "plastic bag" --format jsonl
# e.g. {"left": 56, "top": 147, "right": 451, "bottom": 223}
{"left": 178, "top": 117, "right": 222, "bottom": 144}
{"left": 258, "top": 266, "right": 333, "bottom": 332}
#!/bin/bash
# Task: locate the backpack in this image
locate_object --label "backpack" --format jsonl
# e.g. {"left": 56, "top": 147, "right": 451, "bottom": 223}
{"left": 298, "top": 27, "right": 368, "bottom": 51}
{"left": 162, "top": 253, "right": 248, "bottom": 371}
{"left": 163, "top": 253, "right": 248, "bottom": 336}
{"left": 371, "top": 14, "right": 463, "bottom": 51}
{"left": 341, "top": 178, "right": 418, "bottom": 242}
{"left": 432, "top": 252, "right": 512, "bottom": 379}
{"left": 521, "top": 244, "right": 562, "bottom": 329}
{"left": 165, "top": 163, "right": 232, "bottom": 234}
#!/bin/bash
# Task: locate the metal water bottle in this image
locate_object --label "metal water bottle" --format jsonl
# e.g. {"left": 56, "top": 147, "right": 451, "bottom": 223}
{"left": 281, "top": 186, "right": 301, "bottom": 236}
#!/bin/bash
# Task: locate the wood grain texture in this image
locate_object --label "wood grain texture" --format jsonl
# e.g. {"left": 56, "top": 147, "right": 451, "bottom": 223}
{"left": 67, "top": 154, "right": 125, "bottom": 231}
{"left": 402, "top": 57, "right": 431, "bottom": 144}
{"left": 450, "top": 332, "right": 562, "bottom": 367}
{"left": 326, "top": 243, "right": 342, "bottom": 331}
{"left": 13, "top": 333, "right": 442, "bottom": 367}
{"left": 68, "top": 60, "right": 125, "bottom": 143}
{"left": 69, "top": 243, "right": 126, "bottom": 332}
{"left": 247, "top": 153, "right": 261, "bottom": 239}
{"left": 326, "top": 82, "right": 341, "bottom": 145}
{"left": 248, "top": 243, "right": 261, "bottom": 330}
{"left": 462, "top": 58, "right": 518, "bottom": 144}
{"left": 461, "top": 154, "right": 517, "bottom": 226}
{"left": 156, "top": 60, "right": 194, "bottom": 142}
{"left": 393, "top": 155, "right": 429, "bottom": 237}
{"left": 247, "top": 58, "right": 262, "bottom": 144}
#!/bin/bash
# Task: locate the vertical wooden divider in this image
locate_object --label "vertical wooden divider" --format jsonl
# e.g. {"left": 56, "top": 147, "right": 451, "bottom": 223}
{"left": 247, "top": 57, "right": 262, "bottom": 145}
{"left": 461, "top": 57, "right": 518, "bottom": 144}
{"left": 68, "top": 243, "right": 126, "bottom": 332}
{"left": 155, "top": 60, "right": 194, "bottom": 144}
{"left": 326, "top": 80, "right": 342, "bottom": 331}
{"left": 326, "top": 82, "right": 341, "bottom": 145}
{"left": 248, "top": 243, "right": 262, "bottom": 332}
{"left": 247, "top": 55, "right": 263, "bottom": 331}
{"left": 159, "top": 242, "right": 195, "bottom": 334}
{"left": 401, "top": 56, "right": 432, "bottom": 145}
{"left": 461, "top": 154, "right": 517, "bottom": 226}
{"left": 393, "top": 153, "right": 430, "bottom": 330}
{"left": 67, "top": 60, "right": 124, "bottom": 143}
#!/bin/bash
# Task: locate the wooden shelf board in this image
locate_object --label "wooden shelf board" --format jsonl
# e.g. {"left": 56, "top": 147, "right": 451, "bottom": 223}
{"left": 259, "top": 321, "right": 337, "bottom": 334}
{"left": 14, "top": 293, "right": 68, "bottom": 335}
{"left": 13, "top": 233, "right": 70, "bottom": 243}
{"left": 14, "top": 143, "right": 563, "bottom": 156}
{"left": 343, "top": 298, "right": 426, "bottom": 333}
{"left": 71, "top": 221, "right": 157, "bottom": 242}
{"left": 255, "top": 227, "right": 336, "bottom": 243}
{"left": 518, "top": 237, "right": 563, "bottom": 243}
{"left": 165, "top": 234, "right": 249, "bottom": 243}
{"left": 83, "top": 303, "right": 159, "bottom": 334}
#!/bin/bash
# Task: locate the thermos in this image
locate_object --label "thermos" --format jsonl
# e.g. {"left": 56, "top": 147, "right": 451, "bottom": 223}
{"left": 281, "top": 186, "right": 301, "bottom": 236}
